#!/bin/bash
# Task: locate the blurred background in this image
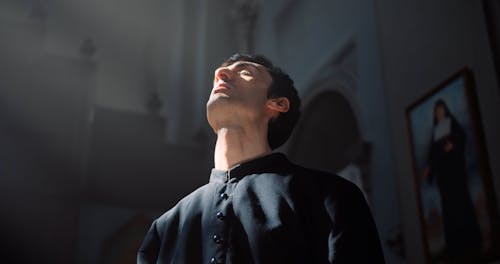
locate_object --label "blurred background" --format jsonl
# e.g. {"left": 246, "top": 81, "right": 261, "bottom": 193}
{"left": 0, "top": 0, "right": 499, "bottom": 263}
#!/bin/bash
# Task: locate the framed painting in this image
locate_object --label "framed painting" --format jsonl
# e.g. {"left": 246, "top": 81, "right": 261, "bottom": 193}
{"left": 406, "top": 68, "right": 500, "bottom": 263}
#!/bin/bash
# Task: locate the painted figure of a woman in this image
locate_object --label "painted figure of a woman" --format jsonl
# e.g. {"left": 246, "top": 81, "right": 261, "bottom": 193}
{"left": 423, "top": 99, "right": 482, "bottom": 262}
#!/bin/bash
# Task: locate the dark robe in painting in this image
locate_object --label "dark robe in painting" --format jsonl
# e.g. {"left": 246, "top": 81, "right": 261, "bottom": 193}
{"left": 137, "top": 153, "right": 385, "bottom": 264}
{"left": 428, "top": 117, "right": 482, "bottom": 259}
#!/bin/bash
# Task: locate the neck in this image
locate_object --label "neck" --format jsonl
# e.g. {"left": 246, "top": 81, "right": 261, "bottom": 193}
{"left": 214, "top": 125, "right": 272, "bottom": 170}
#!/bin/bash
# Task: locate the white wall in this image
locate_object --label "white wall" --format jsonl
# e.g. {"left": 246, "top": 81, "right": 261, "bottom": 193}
{"left": 375, "top": 0, "right": 500, "bottom": 262}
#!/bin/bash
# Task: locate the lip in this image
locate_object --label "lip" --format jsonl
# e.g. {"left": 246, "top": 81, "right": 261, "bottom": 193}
{"left": 213, "top": 88, "right": 228, "bottom": 94}
{"left": 213, "top": 82, "right": 232, "bottom": 94}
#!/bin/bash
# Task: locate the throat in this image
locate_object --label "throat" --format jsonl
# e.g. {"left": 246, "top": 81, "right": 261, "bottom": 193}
{"left": 214, "top": 127, "right": 272, "bottom": 170}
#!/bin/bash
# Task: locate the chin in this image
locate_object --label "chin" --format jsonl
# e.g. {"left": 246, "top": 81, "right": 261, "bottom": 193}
{"left": 208, "top": 93, "right": 230, "bottom": 105}
{"left": 207, "top": 95, "right": 230, "bottom": 112}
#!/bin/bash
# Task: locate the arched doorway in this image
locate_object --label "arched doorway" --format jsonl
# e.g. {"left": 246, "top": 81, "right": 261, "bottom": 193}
{"left": 288, "top": 90, "right": 362, "bottom": 174}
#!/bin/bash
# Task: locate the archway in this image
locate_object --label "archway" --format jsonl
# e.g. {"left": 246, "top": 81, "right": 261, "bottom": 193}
{"left": 288, "top": 90, "right": 362, "bottom": 174}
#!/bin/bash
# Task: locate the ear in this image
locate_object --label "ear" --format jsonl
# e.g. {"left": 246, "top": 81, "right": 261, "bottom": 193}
{"left": 266, "top": 97, "right": 290, "bottom": 114}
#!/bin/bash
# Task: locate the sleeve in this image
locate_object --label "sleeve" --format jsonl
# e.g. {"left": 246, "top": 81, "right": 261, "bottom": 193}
{"left": 137, "top": 220, "right": 160, "bottom": 264}
{"left": 324, "top": 180, "right": 386, "bottom": 264}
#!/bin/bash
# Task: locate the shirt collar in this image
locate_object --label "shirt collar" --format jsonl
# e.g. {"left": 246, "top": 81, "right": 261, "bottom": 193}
{"left": 209, "top": 152, "right": 291, "bottom": 183}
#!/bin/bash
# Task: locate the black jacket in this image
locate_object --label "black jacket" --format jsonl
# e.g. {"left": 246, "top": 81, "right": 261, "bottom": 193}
{"left": 137, "top": 153, "right": 385, "bottom": 264}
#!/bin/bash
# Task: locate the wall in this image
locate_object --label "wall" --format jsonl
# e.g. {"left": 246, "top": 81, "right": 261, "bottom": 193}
{"left": 0, "top": 1, "right": 214, "bottom": 262}
{"left": 375, "top": 0, "right": 500, "bottom": 262}
{"left": 249, "top": 1, "right": 402, "bottom": 262}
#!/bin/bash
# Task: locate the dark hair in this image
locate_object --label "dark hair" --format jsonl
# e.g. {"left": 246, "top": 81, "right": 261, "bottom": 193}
{"left": 433, "top": 98, "right": 453, "bottom": 125}
{"left": 220, "top": 53, "right": 301, "bottom": 150}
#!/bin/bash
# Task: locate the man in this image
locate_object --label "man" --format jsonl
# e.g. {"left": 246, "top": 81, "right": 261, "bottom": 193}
{"left": 137, "top": 54, "right": 385, "bottom": 263}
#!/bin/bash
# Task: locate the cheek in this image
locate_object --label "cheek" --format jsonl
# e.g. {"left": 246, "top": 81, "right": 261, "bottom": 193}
{"left": 251, "top": 82, "right": 270, "bottom": 98}
{"left": 238, "top": 87, "right": 268, "bottom": 107}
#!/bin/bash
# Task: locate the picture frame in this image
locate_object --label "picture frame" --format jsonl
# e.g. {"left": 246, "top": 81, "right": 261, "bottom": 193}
{"left": 405, "top": 68, "right": 500, "bottom": 263}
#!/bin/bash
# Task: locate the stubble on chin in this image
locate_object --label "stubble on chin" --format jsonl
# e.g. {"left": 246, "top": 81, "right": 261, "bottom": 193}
{"left": 207, "top": 93, "right": 231, "bottom": 111}
{"left": 207, "top": 95, "right": 233, "bottom": 128}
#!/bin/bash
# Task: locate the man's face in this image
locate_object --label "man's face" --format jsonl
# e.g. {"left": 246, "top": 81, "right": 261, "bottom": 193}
{"left": 206, "top": 60, "right": 273, "bottom": 126}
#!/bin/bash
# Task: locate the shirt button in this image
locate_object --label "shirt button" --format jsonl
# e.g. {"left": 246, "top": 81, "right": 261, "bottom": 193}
{"left": 216, "top": 211, "right": 224, "bottom": 220}
{"left": 219, "top": 193, "right": 228, "bottom": 200}
{"left": 213, "top": 234, "right": 223, "bottom": 244}
{"left": 210, "top": 257, "right": 218, "bottom": 264}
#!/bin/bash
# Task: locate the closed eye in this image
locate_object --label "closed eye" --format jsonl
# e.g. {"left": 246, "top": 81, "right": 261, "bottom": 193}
{"left": 240, "top": 70, "right": 252, "bottom": 76}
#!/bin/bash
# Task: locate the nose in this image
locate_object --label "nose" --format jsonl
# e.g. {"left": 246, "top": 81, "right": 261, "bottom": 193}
{"left": 215, "top": 67, "right": 231, "bottom": 82}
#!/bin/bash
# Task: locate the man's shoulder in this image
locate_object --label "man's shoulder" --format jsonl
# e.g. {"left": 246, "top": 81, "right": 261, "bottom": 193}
{"left": 289, "top": 163, "right": 356, "bottom": 186}
{"left": 155, "top": 183, "right": 211, "bottom": 226}
{"left": 289, "top": 163, "right": 365, "bottom": 199}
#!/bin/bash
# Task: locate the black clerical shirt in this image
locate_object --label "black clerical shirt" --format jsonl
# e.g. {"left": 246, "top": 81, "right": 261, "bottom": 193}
{"left": 137, "top": 153, "right": 385, "bottom": 264}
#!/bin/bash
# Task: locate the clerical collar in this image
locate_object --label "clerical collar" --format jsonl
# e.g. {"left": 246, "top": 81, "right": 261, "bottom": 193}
{"left": 209, "top": 152, "right": 291, "bottom": 183}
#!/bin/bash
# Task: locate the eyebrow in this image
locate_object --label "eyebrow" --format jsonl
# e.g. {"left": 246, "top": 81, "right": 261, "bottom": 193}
{"left": 227, "top": 61, "right": 263, "bottom": 73}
